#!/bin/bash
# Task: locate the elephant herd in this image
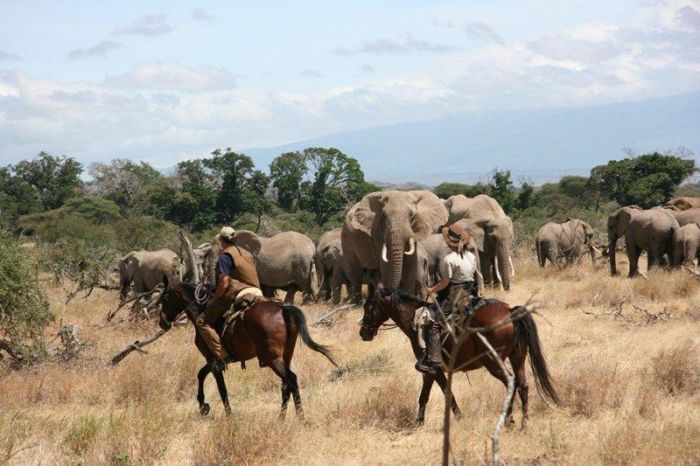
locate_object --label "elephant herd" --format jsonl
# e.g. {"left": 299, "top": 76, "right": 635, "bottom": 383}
{"left": 117, "top": 193, "right": 700, "bottom": 304}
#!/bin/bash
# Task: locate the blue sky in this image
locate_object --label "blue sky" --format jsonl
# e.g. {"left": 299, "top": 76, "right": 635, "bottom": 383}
{"left": 1, "top": 0, "right": 699, "bottom": 169}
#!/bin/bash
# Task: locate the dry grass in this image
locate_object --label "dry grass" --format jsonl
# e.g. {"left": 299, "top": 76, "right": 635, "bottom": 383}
{"left": 0, "top": 258, "right": 699, "bottom": 465}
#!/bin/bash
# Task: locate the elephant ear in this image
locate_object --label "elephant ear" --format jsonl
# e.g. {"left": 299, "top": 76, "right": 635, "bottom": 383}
{"left": 410, "top": 191, "right": 449, "bottom": 241}
{"left": 456, "top": 219, "right": 485, "bottom": 251}
{"left": 348, "top": 193, "right": 381, "bottom": 236}
{"left": 233, "top": 230, "right": 263, "bottom": 257}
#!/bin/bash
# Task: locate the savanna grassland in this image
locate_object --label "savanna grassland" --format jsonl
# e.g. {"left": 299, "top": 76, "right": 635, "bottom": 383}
{"left": 0, "top": 257, "right": 698, "bottom": 465}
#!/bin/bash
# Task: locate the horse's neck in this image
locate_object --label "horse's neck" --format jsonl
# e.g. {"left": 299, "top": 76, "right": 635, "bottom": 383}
{"left": 388, "top": 302, "right": 420, "bottom": 336}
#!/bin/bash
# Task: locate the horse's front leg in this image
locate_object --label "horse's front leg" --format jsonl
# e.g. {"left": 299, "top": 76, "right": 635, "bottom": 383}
{"left": 197, "top": 365, "right": 211, "bottom": 415}
{"left": 434, "top": 370, "right": 461, "bottom": 418}
{"left": 212, "top": 369, "right": 231, "bottom": 414}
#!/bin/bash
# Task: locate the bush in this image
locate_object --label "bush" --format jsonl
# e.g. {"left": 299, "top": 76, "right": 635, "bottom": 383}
{"left": 0, "top": 230, "right": 53, "bottom": 362}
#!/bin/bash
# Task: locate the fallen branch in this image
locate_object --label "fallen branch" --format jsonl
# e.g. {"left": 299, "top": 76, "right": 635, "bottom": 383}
{"left": 109, "top": 328, "right": 169, "bottom": 366}
{"left": 0, "top": 339, "right": 23, "bottom": 365}
{"left": 684, "top": 266, "right": 700, "bottom": 280}
{"left": 313, "top": 303, "right": 355, "bottom": 327}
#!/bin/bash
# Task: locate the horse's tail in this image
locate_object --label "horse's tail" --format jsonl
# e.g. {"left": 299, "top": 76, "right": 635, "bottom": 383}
{"left": 282, "top": 305, "right": 337, "bottom": 367}
{"left": 513, "top": 308, "right": 561, "bottom": 405}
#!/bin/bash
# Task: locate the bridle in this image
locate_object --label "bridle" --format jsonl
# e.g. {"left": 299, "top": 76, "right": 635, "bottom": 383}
{"left": 159, "top": 283, "right": 209, "bottom": 329}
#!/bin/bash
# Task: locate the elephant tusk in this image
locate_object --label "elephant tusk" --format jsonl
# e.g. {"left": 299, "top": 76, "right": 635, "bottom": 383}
{"left": 404, "top": 238, "right": 416, "bottom": 256}
{"left": 494, "top": 256, "right": 503, "bottom": 289}
{"left": 381, "top": 244, "right": 389, "bottom": 263}
{"left": 509, "top": 256, "right": 515, "bottom": 277}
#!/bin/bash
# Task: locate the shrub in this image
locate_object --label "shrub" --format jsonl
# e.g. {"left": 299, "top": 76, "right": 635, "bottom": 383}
{"left": 0, "top": 229, "right": 53, "bottom": 362}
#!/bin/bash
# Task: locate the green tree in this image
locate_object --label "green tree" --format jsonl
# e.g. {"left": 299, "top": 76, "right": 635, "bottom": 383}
{"left": 204, "top": 149, "right": 271, "bottom": 223}
{"left": 12, "top": 152, "right": 83, "bottom": 210}
{"left": 299, "top": 147, "right": 366, "bottom": 226}
{"left": 489, "top": 170, "right": 516, "bottom": 213}
{"left": 171, "top": 159, "right": 217, "bottom": 230}
{"left": 590, "top": 152, "right": 696, "bottom": 208}
{"left": 516, "top": 182, "right": 536, "bottom": 211}
{"left": 270, "top": 152, "right": 307, "bottom": 210}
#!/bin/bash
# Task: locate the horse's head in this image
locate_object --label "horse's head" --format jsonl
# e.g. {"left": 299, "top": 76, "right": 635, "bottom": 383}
{"left": 158, "top": 277, "right": 195, "bottom": 330}
{"left": 359, "top": 291, "right": 390, "bottom": 341}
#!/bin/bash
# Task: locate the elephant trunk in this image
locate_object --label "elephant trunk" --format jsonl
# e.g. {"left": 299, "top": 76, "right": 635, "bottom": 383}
{"left": 497, "top": 246, "right": 512, "bottom": 290}
{"left": 385, "top": 225, "right": 409, "bottom": 289}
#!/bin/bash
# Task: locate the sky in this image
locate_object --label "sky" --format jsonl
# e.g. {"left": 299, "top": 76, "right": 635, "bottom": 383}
{"left": 1, "top": 0, "right": 699, "bottom": 170}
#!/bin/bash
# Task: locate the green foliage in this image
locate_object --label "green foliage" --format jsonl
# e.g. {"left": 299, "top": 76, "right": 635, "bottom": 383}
{"left": 0, "top": 152, "right": 83, "bottom": 220}
{"left": 590, "top": 152, "right": 696, "bottom": 208}
{"left": 270, "top": 152, "right": 307, "bottom": 210}
{"left": 433, "top": 182, "right": 490, "bottom": 199}
{"left": 489, "top": 170, "right": 516, "bottom": 213}
{"left": 270, "top": 147, "right": 368, "bottom": 226}
{"left": 0, "top": 229, "right": 53, "bottom": 361}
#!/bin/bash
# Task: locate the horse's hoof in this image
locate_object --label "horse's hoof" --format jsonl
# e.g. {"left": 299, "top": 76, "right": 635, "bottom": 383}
{"left": 199, "top": 403, "right": 210, "bottom": 416}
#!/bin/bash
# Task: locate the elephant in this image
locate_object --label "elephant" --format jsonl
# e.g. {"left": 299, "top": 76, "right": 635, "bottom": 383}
{"left": 341, "top": 190, "right": 448, "bottom": 302}
{"left": 608, "top": 206, "right": 680, "bottom": 277}
{"left": 535, "top": 219, "right": 597, "bottom": 267}
{"left": 672, "top": 223, "right": 700, "bottom": 266}
{"left": 119, "top": 249, "right": 182, "bottom": 301}
{"left": 314, "top": 228, "right": 351, "bottom": 304}
{"left": 444, "top": 194, "right": 515, "bottom": 290}
{"left": 208, "top": 230, "right": 317, "bottom": 304}
{"left": 664, "top": 197, "right": 700, "bottom": 211}
{"left": 418, "top": 232, "right": 483, "bottom": 293}
{"left": 669, "top": 208, "right": 700, "bottom": 227}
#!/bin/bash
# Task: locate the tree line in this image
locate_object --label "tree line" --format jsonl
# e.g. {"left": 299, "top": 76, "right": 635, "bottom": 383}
{"left": 0, "top": 148, "right": 696, "bottom": 236}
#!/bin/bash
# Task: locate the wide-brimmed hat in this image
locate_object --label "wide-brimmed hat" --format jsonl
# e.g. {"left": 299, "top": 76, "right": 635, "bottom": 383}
{"left": 441, "top": 223, "right": 470, "bottom": 250}
{"left": 218, "top": 226, "right": 236, "bottom": 242}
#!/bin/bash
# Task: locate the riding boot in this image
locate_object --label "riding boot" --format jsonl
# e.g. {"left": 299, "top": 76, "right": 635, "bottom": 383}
{"left": 415, "top": 323, "right": 443, "bottom": 374}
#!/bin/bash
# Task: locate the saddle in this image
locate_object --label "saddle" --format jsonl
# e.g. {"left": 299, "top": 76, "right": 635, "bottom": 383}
{"left": 214, "top": 293, "right": 267, "bottom": 338}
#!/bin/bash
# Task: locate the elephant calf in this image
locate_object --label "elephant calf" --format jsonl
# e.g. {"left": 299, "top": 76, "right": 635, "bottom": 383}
{"left": 119, "top": 249, "right": 182, "bottom": 301}
{"left": 535, "top": 218, "right": 597, "bottom": 267}
{"left": 315, "top": 228, "right": 351, "bottom": 304}
{"left": 673, "top": 223, "right": 700, "bottom": 266}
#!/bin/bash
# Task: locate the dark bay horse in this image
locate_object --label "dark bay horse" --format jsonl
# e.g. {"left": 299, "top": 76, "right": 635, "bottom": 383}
{"left": 158, "top": 280, "right": 337, "bottom": 418}
{"left": 359, "top": 289, "right": 560, "bottom": 426}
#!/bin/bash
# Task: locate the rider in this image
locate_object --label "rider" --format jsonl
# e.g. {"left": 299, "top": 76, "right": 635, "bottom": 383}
{"left": 196, "top": 226, "right": 261, "bottom": 372}
{"left": 415, "top": 223, "right": 480, "bottom": 374}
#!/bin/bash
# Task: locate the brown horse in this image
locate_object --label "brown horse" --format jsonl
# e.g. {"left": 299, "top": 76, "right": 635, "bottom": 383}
{"left": 158, "top": 279, "right": 336, "bottom": 418}
{"left": 359, "top": 288, "right": 560, "bottom": 426}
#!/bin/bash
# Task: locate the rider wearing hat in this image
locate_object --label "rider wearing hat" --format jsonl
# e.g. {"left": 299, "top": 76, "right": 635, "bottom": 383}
{"left": 196, "top": 226, "right": 261, "bottom": 372}
{"left": 415, "top": 223, "right": 480, "bottom": 374}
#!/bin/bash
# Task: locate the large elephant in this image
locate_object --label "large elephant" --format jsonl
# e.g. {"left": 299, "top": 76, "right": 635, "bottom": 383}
{"left": 608, "top": 206, "right": 679, "bottom": 277}
{"left": 342, "top": 190, "right": 448, "bottom": 301}
{"left": 669, "top": 208, "right": 700, "bottom": 227}
{"left": 314, "top": 228, "right": 351, "bottom": 304}
{"left": 673, "top": 223, "right": 700, "bottom": 266}
{"left": 535, "top": 219, "right": 597, "bottom": 267}
{"left": 208, "top": 230, "right": 317, "bottom": 304}
{"left": 444, "top": 194, "right": 514, "bottom": 290}
{"left": 418, "top": 232, "right": 483, "bottom": 293}
{"left": 664, "top": 197, "right": 700, "bottom": 211}
{"left": 119, "top": 249, "right": 182, "bottom": 301}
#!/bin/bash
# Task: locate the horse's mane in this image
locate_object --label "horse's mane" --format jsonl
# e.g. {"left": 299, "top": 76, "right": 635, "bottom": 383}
{"left": 376, "top": 287, "right": 427, "bottom": 307}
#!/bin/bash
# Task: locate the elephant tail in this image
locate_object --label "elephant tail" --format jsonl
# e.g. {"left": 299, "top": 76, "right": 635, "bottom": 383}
{"left": 535, "top": 239, "right": 544, "bottom": 268}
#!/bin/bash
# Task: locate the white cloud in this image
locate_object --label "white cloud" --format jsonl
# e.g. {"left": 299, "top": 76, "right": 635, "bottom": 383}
{"left": 335, "top": 33, "right": 460, "bottom": 56}
{"left": 67, "top": 41, "right": 122, "bottom": 59}
{"left": 113, "top": 14, "right": 173, "bottom": 36}
{"left": 105, "top": 63, "right": 238, "bottom": 91}
{"left": 191, "top": 8, "right": 212, "bottom": 23}
{"left": 0, "top": 50, "right": 20, "bottom": 60}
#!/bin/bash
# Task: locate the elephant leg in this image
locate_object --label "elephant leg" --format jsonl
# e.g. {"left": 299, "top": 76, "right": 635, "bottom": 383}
{"left": 345, "top": 256, "right": 364, "bottom": 304}
{"left": 284, "top": 287, "right": 298, "bottom": 304}
{"left": 626, "top": 238, "right": 641, "bottom": 277}
{"left": 331, "top": 265, "right": 344, "bottom": 304}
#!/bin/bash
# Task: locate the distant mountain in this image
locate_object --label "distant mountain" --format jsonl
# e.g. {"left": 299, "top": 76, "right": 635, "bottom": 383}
{"left": 244, "top": 92, "right": 700, "bottom": 185}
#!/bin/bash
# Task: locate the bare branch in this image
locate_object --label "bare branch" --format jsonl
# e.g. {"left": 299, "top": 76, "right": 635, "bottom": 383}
{"left": 109, "top": 328, "right": 169, "bottom": 366}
